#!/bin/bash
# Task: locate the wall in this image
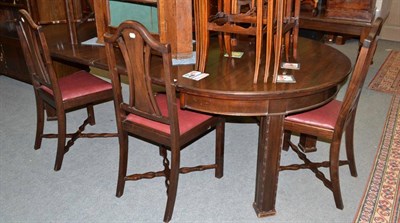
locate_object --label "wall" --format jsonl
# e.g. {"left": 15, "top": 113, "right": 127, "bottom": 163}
{"left": 378, "top": 0, "right": 400, "bottom": 41}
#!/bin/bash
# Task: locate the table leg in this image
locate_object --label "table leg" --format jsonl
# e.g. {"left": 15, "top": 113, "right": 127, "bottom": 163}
{"left": 253, "top": 115, "right": 284, "bottom": 217}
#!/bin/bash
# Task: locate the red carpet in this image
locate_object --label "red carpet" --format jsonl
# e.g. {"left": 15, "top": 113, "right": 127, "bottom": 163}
{"left": 368, "top": 51, "right": 400, "bottom": 95}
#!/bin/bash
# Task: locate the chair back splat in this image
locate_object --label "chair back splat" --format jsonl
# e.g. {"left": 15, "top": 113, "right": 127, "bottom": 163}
{"left": 16, "top": 9, "right": 115, "bottom": 171}
{"left": 104, "top": 20, "right": 225, "bottom": 223}
{"left": 281, "top": 17, "right": 384, "bottom": 210}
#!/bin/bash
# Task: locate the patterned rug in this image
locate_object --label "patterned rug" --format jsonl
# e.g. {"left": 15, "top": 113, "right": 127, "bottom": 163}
{"left": 368, "top": 51, "right": 400, "bottom": 95}
{"left": 353, "top": 95, "right": 400, "bottom": 223}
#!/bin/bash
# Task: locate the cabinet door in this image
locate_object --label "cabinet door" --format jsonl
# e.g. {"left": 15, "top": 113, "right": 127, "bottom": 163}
{"left": 32, "top": 0, "right": 86, "bottom": 24}
{"left": 0, "top": 36, "right": 31, "bottom": 83}
{"left": 0, "top": 3, "right": 31, "bottom": 83}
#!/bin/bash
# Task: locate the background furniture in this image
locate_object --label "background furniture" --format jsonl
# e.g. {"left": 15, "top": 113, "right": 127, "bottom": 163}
{"left": 17, "top": 9, "right": 115, "bottom": 171}
{"left": 1, "top": 0, "right": 31, "bottom": 83}
{"left": 94, "top": 0, "right": 193, "bottom": 59}
{"left": 195, "top": 0, "right": 300, "bottom": 83}
{"left": 0, "top": 0, "right": 95, "bottom": 83}
{"left": 299, "top": 0, "right": 379, "bottom": 44}
{"left": 104, "top": 20, "right": 225, "bottom": 222}
{"left": 281, "top": 17, "right": 383, "bottom": 210}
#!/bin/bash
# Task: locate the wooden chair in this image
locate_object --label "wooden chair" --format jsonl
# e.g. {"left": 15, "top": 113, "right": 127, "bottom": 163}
{"left": 16, "top": 9, "right": 115, "bottom": 171}
{"left": 104, "top": 20, "right": 225, "bottom": 222}
{"left": 194, "top": 0, "right": 300, "bottom": 83}
{"left": 280, "top": 17, "right": 384, "bottom": 209}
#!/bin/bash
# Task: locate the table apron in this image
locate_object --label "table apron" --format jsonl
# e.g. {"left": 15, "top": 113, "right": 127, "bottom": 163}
{"left": 180, "top": 87, "right": 339, "bottom": 116}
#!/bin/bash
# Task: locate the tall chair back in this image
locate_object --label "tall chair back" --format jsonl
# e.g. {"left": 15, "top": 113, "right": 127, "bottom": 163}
{"left": 104, "top": 21, "right": 225, "bottom": 222}
{"left": 17, "top": 9, "right": 62, "bottom": 103}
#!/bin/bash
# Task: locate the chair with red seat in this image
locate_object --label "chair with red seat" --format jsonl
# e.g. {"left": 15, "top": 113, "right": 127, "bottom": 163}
{"left": 104, "top": 20, "right": 225, "bottom": 222}
{"left": 280, "top": 17, "right": 384, "bottom": 209}
{"left": 16, "top": 9, "right": 115, "bottom": 171}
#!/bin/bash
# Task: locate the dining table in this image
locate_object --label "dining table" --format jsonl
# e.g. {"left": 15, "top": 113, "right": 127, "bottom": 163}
{"left": 47, "top": 30, "right": 352, "bottom": 217}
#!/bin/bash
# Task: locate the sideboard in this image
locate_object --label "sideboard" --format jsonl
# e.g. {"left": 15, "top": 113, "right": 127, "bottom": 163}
{"left": 299, "top": 0, "right": 379, "bottom": 44}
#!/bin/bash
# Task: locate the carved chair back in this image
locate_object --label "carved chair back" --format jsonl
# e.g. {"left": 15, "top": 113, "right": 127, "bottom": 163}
{"left": 17, "top": 9, "right": 62, "bottom": 104}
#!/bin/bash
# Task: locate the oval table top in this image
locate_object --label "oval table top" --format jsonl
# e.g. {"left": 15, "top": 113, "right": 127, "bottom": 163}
{"left": 178, "top": 37, "right": 352, "bottom": 116}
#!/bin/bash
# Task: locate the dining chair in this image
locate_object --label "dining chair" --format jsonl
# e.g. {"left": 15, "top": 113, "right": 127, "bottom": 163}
{"left": 280, "top": 17, "right": 384, "bottom": 209}
{"left": 103, "top": 20, "right": 225, "bottom": 222}
{"left": 16, "top": 9, "right": 115, "bottom": 171}
{"left": 194, "top": 0, "right": 300, "bottom": 83}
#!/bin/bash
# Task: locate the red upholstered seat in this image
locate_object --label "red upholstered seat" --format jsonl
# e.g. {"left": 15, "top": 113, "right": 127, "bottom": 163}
{"left": 126, "top": 94, "right": 212, "bottom": 134}
{"left": 285, "top": 100, "right": 342, "bottom": 130}
{"left": 41, "top": 70, "right": 112, "bottom": 101}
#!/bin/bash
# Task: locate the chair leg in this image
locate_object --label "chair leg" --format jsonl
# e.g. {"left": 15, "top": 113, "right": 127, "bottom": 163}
{"left": 224, "top": 32, "right": 232, "bottom": 57}
{"left": 345, "top": 114, "right": 357, "bottom": 177}
{"left": 87, "top": 105, "right": 96, "bottom": 125}
{"left": 34, "top": 97, "right": 45, "bottom": 150}
{"left": 253, "top": 33, "right": 262, "bottom": 83}
{"left": 218, "top": 32, "right": 224, "bottom": 53}
{"left": 330, "top": 142, "right": 344, "bottom": 209}
{"left": 54, "top": 112, "right": 67, "bottom": 171}
{"left": 282, "top": 130, "right": 291, "bottom": 151}
{"left": 163, "top": 147, "right": 180, "bottom": 223}
{"left": 298, "top": 133, "right": 317, "bottom": 153}
{"left": 215, "top": 118, "right": 225, "bottom": 178}
{"left": 45, "top": 104, "right": 57, "bottom": 121}
{"left": 116, "top": 131, "right": 129, "bottom": 197}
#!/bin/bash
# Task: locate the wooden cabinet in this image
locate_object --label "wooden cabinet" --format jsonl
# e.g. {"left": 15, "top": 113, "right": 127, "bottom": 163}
{"left": 299, "top": 0, "right": 377, "bottom": 44}
{"left": 325, "top": 0, "right": 376, "bottom": 22}
{"left": 94, "top": 0, "right": 193, "bottom": 59}
{"left": 0, "top": 0, "right": 94, "bottom": 83}
{"left": 0, "top": 0, "right": 31, "bottom": 83}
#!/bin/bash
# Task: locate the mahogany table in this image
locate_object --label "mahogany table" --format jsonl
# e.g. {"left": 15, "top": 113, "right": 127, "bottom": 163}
{"left": 177, "top": 37, "right": 351, "bottom": 217}
{"left": 48, "top": 36, "right": 351, "bottom": 218}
